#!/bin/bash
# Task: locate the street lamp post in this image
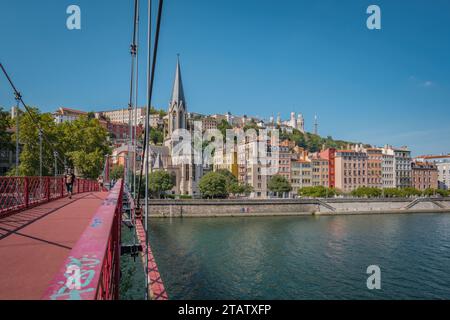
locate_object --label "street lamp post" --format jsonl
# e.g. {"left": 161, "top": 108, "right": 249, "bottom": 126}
{"left": 54, "top": 151, "right": 58, "bottom": 178}
{"left": 14, "top": 94, "right": 20, "bottom": 176}
{"left": 39, "top": 129, "right": 43, "bottom": 196}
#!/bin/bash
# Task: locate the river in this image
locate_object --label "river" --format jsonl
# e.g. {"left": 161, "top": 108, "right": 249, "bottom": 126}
{"left": 148, "top": 213, "right": 450, "bottom": 299}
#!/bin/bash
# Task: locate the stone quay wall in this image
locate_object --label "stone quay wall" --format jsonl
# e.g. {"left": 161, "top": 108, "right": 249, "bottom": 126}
{"left": 146, "top": 198, "right": 450, "bottom": 218}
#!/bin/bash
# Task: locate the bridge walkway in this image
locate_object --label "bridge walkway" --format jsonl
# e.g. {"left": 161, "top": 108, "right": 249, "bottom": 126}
{"left": 0, "top": 191, "right": 108, "bottom": 300}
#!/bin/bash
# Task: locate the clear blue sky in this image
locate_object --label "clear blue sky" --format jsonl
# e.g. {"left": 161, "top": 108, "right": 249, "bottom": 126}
{"left": 1, "top": 0, "right": 450, "bottom": 156}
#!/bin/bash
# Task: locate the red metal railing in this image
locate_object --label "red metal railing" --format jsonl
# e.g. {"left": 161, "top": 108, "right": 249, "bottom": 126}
{"left": 42, "top": 179, "right": 123, "bottom": 300}
{"left": 0, "top": 176, "right": 99, "bottom": 217}
{"left": 124, "top": 189, "right": 168, "bottom": 300}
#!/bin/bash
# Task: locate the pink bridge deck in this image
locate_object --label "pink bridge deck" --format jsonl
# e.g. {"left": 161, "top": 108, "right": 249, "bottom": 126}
{"left": 0, "top": 192, "right": 108, "bottom": 300}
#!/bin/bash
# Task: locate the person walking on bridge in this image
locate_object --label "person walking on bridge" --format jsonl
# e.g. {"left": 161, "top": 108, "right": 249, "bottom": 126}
{"left": 97, "top": 175, "right": 104, "bottom": 191}
{"left": 65, "top": 169, "right": 76, "bottom": 199}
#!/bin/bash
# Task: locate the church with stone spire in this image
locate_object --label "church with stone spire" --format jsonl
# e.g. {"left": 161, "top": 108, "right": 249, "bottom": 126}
{"left": 147, "top": 56, "right": 202, "bottom": 196}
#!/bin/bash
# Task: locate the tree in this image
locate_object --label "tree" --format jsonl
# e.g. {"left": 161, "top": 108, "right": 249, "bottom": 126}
{"left": 199, "top": 172, "right": 229, "bottom": 199}
{"left": 61, "top": 116, "right": 111, "bottom": 179}
{"left": 299, "top": 186, "right": 336, "bottom": 198}
{"left": 12, "top": 107, "right": 59, "bottom": 176}
{"left": 148, "top": 170, "right": 174, "bottom": 198}
{"left": 0, "top": 107, "right": 13, "bottom": 176}
{"left": 400, "top": 187, "right": 422, "bottom": 197}
{"left": 11, "top": 109, "right": 110, "bottom": 179}
{"left": 383, "top": 188, "right": 403, "bottom": 198}
{"left": 149, "top": 127, "right": 164, "bottom": 145}
{"left": 214, "top": 169, "right": 253, "bottom": 197}
{"left": 110, "top": 165, "right": 124, "bottom": 181}
{"left": 150, "top": 106, "right": 167, "bottom": 117}
{"left": 228, "top": 182, "right": 253, "bottom": 196}
{"left": 217, "top": 119, "right": 232, "bottom": 137}
{"left": 423, "top": 188, "right": 436, "bottom": 197}
{"left": 268, "top": 175, "right": 292, "bottom": 197}
{"left": 351, "top": 187, "right": 382, "bottom": 198}
{"left": 0, "top": 107, "right": 12, "bottom": 150}
{"left": 215, "top": 169, "right": 237, "bottom": 184}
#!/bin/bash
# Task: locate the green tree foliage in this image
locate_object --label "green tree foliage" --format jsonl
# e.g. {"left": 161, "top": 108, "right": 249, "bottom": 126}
{"left": 350, "top": 187, "right": 425, "bottom": 198}
{"left": 217, "top": 119, "right": 232, "bottom": 137}
{"left": 0, "top": 107, "right": 12, "bottom": 150}
{"left": 214, "top": 169, "right": 253, "bottom": 196}
{"left": 110, "top": 165, "right": 124, "bottom": 181}
{"left": 351, "top": 187, "right": 383, "bottom": 198}
{"left": 436, "top": 189, "right": 450, "bottom": 197}
{"left": 148, "top": 170, "right": 175, "bottom": 198}
{"left": 243, "top": 122, "right": 260, "bottom": 134}
{"left": 150, "top": 106, "right": 167, "bottom": 117}
{"left": 383, "top": 188, "right": 403, "bottom": 198}
{"left": 298, "top": 186, "right": 336, "bottom": 198}
{"left": 423, "top": 188, "right": 436, "bottom": 197}
{"left": 215, "top": 169, "right": 237, "bottom": 184}
{"left": 149, "top": 127, "right": 164, "bottom": 145}
{"left": 60, "top": 116, "right": 111, "bottom": 179}
{"left": 280, "top": 129, "right": 358, "bottom": 153}
{"left": 12, "top": 107, "right": 59, "bottom": 176}
{"left": 268, "top": 174, "right": 292, "bottom": 197}
{"left": 422, "top": 188, "right": 450, "bottom": 197}
{"left": 228, "top": 182, "right": 253, "bottom": 196}
{"left": 11, "top": 108, "right": 110, "bottom": 178}
{"left": 199, "top": 171, "right": 229, "bottom": 199}
{"left": 401, "top": 187, "right": 422, "bottom": 197}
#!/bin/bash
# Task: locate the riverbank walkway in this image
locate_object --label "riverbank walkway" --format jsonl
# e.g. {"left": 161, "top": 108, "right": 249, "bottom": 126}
{"left": 0, "top": 191, "right": 108, "bottom": 300}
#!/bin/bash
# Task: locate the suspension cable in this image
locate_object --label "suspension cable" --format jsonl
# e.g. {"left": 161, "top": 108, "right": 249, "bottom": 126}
{"left": 133, "top": 1, "right": 140, "bottom": 199}
{"left": 0, "top": 63, "right": 67, "bottom": 170}
{"left": 137, "top": 0, "right": 163, "bottom": 210}
{"left": 135, "top": 0, "right": 164, "bottom": 300}
{"left": 128, "top": 0, "right": 140, "bottom": 188}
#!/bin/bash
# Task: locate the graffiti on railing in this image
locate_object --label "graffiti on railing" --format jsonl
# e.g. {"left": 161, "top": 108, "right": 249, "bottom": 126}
{"left": 49, "top": 255, "right": 101, "bottom": 300}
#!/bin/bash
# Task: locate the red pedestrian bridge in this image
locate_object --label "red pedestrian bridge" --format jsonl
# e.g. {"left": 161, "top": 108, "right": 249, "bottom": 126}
{"left": 0, "top": 176, "right": 167, "bottom": 300}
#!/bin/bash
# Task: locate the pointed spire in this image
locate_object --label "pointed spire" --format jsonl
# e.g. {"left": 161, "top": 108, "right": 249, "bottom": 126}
{"left": 171, "top": 54, "right": 186, "bottom": 108}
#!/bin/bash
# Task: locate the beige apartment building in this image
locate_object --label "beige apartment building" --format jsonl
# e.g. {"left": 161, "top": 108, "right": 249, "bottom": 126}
{"left": 95, "top": 107, "right": 146, "bottom": 126}
{"left": 53, "top": 107, "right": 88, "bottom": 124}
{"left": 335, "top": 149, "right": 368, "bottom": 192}
{"left": 213, "top": 145, "right": 239, "bottom": 178}
{"left": 291, "top": 159, "right": 312, "bottom": 194}
{"left": 311, "top": 156, "right": 329, "bottom": 187}
{"left": 238, "top": 136, "right": 269, "bottom": 198}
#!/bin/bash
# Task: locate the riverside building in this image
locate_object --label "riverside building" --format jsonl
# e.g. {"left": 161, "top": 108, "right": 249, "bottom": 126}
{"left": 291, "top": 159, "right": 312, "bottom": 194}
{"left": 411, "top": 161, "right": 439, "bottom": 191}
{"left": 365, "top": 148, "right": 383, "bottom": 188}
{"left": 393, "top": 147, "right": 412, "bottom": 188}
{"left": 381, "top": 147, "right": 395, "bottom": 188}
{"left": 311, "top": 156, "right": 330, "bottom": 187}
{"left": 334, "top": 147, "right": 368, "bottom": 193}
{"left": 416, "top": 154, "right": 450, "bottom": 190}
